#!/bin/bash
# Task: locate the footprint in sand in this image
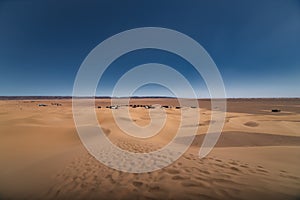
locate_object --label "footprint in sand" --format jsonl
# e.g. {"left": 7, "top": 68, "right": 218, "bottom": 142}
{"left": 181, "top": 180, "right": 203, "bottom": 187}
{"left": 244, "top": 121, "right": 259, "bottom": 127}
{"left": 165, "top": 168, "right": 180, "bottom": 175}
{"left": 256, "top": 168, "right": 268, "bottom": 173}
{"left": 132, "top": 181, "right": 143, "bottom": 187}
{"left": 148, "top": 184, "right": 160, "bottom": 192}
{"left": 280, "top": 170, "right": 287, "bottom": 173}
{"left": 229, "top": 161, "right": 238, "bottom": 166}
{"left": 256, "top": 167, "right": 268, "bottom": 173}
{"left": 102, "top": 128, "right": 111, "bottom": 135}
{"left": 105, "top": 174, "right": 116, "bottom": 184}
{"left": 172, "top": 175, "right": 188, "bottom": 180}
{"left": 230, "top": 166, "right": 240, "bottom": 172}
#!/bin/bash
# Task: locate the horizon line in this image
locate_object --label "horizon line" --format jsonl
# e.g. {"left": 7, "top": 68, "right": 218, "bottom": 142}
{"left": 0, "top": 96, "right": 299, "bottom": 100}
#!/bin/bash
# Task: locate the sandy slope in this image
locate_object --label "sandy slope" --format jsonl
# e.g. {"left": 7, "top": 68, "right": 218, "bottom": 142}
{"left": 0, "top": 98, "right": 299, "bottom": 199}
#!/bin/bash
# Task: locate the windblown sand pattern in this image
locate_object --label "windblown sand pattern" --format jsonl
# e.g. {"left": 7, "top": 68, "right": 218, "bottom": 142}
{"left": 0, "top": 98, "right": 299, "bottom": 199}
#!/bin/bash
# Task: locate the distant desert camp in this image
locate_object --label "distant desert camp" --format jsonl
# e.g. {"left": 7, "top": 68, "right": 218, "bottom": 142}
{"left": 100, "top": 104, "right": 193, "bottom": 109}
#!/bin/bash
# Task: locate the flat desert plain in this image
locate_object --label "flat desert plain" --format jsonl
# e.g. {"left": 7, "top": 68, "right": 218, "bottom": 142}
{"left": 0, "top": 98, "right": 299, "bottom": 200}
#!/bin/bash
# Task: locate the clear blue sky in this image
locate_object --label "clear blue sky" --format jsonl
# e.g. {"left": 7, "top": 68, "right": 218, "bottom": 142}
{"left": 0, "top": 0, "right": 299, "bottom": 97}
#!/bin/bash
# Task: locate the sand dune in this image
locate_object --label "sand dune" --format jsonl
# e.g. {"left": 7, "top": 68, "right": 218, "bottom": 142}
{"left": 178, "top": 131, "right": 300, "bottom": 147}
{"left": 0, "top": 98, "right": 299, "bottom": 199}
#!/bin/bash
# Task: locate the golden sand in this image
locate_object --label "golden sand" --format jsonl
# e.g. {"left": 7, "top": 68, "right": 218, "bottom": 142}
{"left": 0, "top": 98, "right": 299, "bottom": 199}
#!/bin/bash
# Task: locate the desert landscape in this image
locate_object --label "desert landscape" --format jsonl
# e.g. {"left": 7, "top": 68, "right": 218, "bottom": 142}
{"left": 0, "top": 98, "right": 299, "bottom": 200}
{"left": 1, "top": 0, "right": 299, "bottom": 199}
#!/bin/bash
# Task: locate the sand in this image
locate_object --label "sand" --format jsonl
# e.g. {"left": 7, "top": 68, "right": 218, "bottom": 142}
{"left": 0, "top": 98, "right": 299, "bottom": 199}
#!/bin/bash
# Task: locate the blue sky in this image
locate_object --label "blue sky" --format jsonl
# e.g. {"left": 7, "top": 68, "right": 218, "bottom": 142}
{"left": 0, "top": 0, "right": 299, "bottom": 97}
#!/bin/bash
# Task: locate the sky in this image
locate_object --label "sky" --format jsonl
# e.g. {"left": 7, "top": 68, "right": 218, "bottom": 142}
{"left": 0, "top": 0, "right": 299, "bottom": 98}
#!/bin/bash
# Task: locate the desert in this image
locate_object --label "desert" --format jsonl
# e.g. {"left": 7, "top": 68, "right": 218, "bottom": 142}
{"left": 0, "top": 98, "right": 299, "bottom": 200}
